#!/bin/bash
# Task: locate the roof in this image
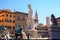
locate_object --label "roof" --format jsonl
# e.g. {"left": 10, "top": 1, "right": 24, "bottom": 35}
{"left": 0, "top": 9, "right": 28, "bottom": 15}
{"left": 56, "top": 17, "right": 60, "bottom": 19}
{"left": 14, "top": 11, "right": 28, "bottom": 15}
{"left": 0, "top": 9, "right": 15, "bottom": 14}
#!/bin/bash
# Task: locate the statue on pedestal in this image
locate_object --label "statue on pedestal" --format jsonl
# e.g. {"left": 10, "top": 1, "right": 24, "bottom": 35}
{"left": 27, "top": 4, "right": 33, "bottom": 30}
{"left": 51, "top": 14, "right": 57, "bottom": 26}
{"left": 28, "top": 4, "right": 33, "bottom": 17}
{"left": 49, "top": 14, "right": 60, "bottom": 39}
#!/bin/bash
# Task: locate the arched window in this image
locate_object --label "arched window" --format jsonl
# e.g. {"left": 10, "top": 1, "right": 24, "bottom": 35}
{"left": 2, "top": 20, "right": 3, "bottom": 22}
{"left": 6, "top": 14, "right": 8, "bottom": 17}
{"left": 13, "top": 15, "right": 15, "bottom": 18}
{"left": 5, "top": 26, "right": 7, "bottom": 28}
{"left": 13, "top": 20, "right": 15, "bottom": 23}
{"left": 13, "top": 27, "right": 15, "bottom": 29}
{"left": 0, "top": 20, "right": 1, "bottom": 22}
{"left": 10, "top": 20, "right": 12, "bottom": 22}
{"left": 10, "top": 15, "right": 12, "bottom": 17}
{"left": 2, "top": 14, "right": 4, "bottom": 17}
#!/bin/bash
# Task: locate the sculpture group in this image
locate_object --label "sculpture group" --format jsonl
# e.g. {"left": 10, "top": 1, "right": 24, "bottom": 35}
{"left": 0, "top": 25, "right": 28, "bottom": 40}
{"left": 0, "top": 25, "right": 10, "bottom": 40}
{"left": 49, "top": 14, "right": 60, "bottom": 39}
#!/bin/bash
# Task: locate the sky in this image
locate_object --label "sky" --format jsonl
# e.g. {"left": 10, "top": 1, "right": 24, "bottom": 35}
{"left": 0, "top": 0, "right": 60, "bottom": 24}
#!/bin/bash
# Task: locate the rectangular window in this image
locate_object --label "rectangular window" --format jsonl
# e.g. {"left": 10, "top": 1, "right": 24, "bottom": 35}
{"left": 8, "top": 26, "right": 11, "bottom": 29}
{"left": 18, "top": 25, "right": 21, "bottom": 27}
{"left": 18, "top": 16, "right": 20, "bottom": 20}
{"left": 22, "top": 17, "right": 25, "bottom": 21}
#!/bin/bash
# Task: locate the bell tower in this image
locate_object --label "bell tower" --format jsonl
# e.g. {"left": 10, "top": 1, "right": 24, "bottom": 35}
{"left": 34, "top": 10, "right": 38, "bottom": 23}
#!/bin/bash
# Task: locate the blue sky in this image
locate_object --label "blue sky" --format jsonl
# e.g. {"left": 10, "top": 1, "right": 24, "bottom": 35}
{"left": 0, "top": 0, "right": 60, "bottom": 24}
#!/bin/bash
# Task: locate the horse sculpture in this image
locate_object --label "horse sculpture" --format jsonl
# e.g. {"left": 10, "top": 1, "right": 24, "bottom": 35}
{"left": 14, "top": 26, "right": 23, "bottom": 40}
{"left": 0, "top": 25, "right": 10, "bottom": 40}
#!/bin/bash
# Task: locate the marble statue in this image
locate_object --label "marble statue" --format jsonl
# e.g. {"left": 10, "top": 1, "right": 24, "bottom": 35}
{"left": 27, "top": 4, "right": 33, "bottom": 30}
{"left": 4, "top": 27, "right": 10, "bottom": 40}
{"left": 0, "top": 25, "right": 10, "bottom": 40}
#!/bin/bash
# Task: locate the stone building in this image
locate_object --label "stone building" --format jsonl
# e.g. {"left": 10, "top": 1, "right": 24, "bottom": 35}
{"left": 56, "top": 17, "right": 60, "bottom": 27}
{"left": 37, "top": 23, "right": 49, "bottom": 38}
{"left": 0, "top": 9, "right": 28, "bottom": 37}
{"left": 46, "top": 17, "right": 50, "bottom": 27}
{"left": 0, "top": 9, "right": 15, "bottom": 34}
{"left": 15, "top": 11, "right": 28, "bottom": 30}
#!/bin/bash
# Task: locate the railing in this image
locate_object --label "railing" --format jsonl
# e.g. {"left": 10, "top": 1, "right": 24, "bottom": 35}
{"left": 0, "top": 37, "right": 50, "bottom": 40}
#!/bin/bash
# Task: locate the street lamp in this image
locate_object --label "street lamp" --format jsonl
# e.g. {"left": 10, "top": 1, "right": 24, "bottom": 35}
{"left": 27, "top": 32, "right": 30, "bottom": 40}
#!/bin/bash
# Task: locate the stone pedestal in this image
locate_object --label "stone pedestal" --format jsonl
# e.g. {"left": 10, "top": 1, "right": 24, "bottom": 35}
{"left": 49, "top": 25, "right": 60, "bottom": 39}
{"left": 25, "top": 29, "right": 42, "bottom": 38}
{"left": 22, "top": 31, "right": 27, "bottom": 39}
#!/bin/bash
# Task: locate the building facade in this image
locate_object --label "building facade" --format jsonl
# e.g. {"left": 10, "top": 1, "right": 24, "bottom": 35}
{"left": 37, "top": 23, "right": 49, "bottom": 38}
{"left": 15, "top": 11, "right": 28, "bottom": 30}
{"left": 0, "top": 9, "right": 15, "bottom": 34}
{"left": 0, "top": 9, "right": 28, "bottom": 34}
{"left": 46, "top": 17, "right": 50, "bottom": 27}
{"left": 56, "top": 17, "right": 60, "bottom": 27}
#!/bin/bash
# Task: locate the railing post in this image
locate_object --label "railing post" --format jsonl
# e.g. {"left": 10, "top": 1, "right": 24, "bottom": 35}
{"left": 27, "top": 32, "right": 30, "bottom": 40}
